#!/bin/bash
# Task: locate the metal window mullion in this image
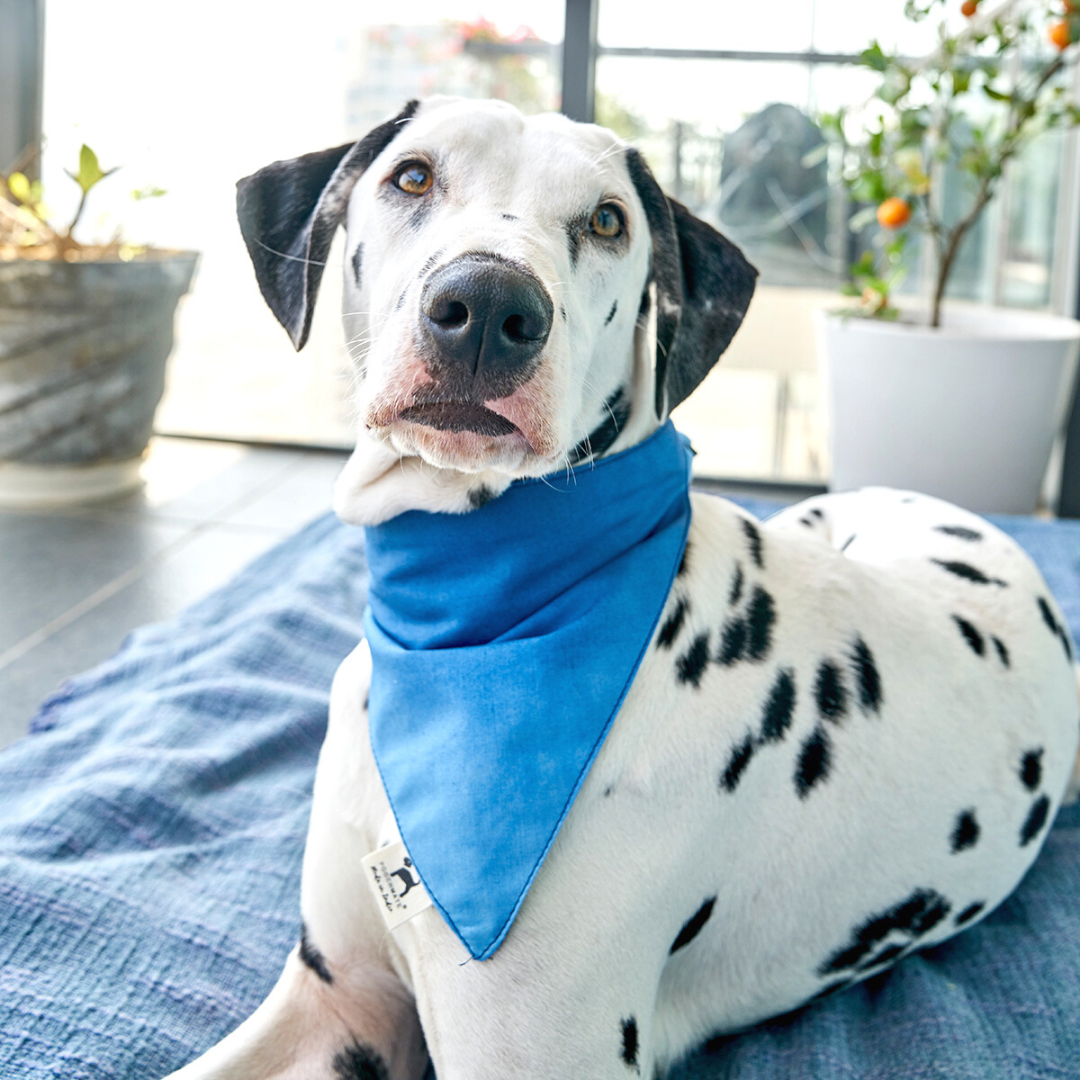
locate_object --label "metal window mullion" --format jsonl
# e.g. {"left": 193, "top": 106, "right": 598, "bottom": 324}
{"left": 0, "top": 0, "right": 44, "bottom": 178}
{"left": 561, "top": 0, "right": 599, "bottom": 123}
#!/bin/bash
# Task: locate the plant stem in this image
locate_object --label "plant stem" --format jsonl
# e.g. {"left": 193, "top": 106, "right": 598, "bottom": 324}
{"left": 930, "top": 180, "right": 994, "bottom": 327}
{"left": 928, "top": 50, "right": 1067, "bottom": 327}
{"left": 65, "top": 187, "right": 90, "bottom": 242}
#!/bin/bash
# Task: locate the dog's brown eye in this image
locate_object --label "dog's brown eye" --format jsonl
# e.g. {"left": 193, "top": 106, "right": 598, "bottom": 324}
{"left": 590, "top": 203, "right": 623, "bottom": 238}
{"left": 396, "top": 163, "right": 433, "bottom": 195}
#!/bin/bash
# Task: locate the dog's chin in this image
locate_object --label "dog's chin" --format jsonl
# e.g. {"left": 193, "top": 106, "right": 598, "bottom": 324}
{"left": 386, "top": 414, "right": 535, "bottom": 474}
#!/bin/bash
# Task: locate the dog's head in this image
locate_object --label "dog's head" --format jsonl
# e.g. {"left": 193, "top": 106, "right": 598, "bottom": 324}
{"left": 237, "top": 97, "right": 756, "bottom": 519}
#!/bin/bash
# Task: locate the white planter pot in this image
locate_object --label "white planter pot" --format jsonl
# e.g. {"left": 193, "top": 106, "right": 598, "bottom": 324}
{"left": 815, "top": 305, "right": 1080, "bottom": 514}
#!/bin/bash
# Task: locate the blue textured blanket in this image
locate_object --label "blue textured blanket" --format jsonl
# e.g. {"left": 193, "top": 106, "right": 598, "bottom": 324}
{"left": 1, "top": 501, "right": 1078, "bottom": 1080}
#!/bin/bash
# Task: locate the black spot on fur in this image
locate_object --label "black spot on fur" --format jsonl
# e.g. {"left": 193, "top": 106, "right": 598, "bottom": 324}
{"left": 571, "top": 386, "right": 632, "bottom": 462}
{"left": 677, "top": 633, "right": 710, "bottom": 688}
{"left": 502, "top": 213, "right": 518, "bottom": 221}
{"left": 721, "top": 734, "right": 756, "bottom": 793}
{"left": 1038, "top": 595, "right": 1058, "bottom": 635}
{"left": 1021, "top": 748, "right": 1044, "bottom": 792}
{"left": 299, "top": 924, "right": 333, "bottom": 984}
{"left": 953, "top": 615, "right": 985, "bottom": 656}
{"left": 795, "top": 726, "right": 831, "bottom": 799}
{"left": 741, "top": 518, "right": 764, "bottom": 569}
{"left": 604, "top": 785, "right": 614, "bottom": 797}
{"left": 1037, "top": 596, "right": 1074, "bottom": 661}
{"left": 677, "top": 541, "right": 691, "bottom": 579}
{"left": 935, "top": 524, "right": 983, "bottom": 541}
{"left": 760, "top": 668, "right": 796, "bottom": 743}
{"left": 657, "top": 597, "right": 689, "bottom": 649}
{"left": 955, "top": 901, "right": 985, "bottom": 926}
{"left": 745, "top": 587, "right": 775, "bottom": 661}
{"left": 560, "top": 304, "right": 567, "bottom": 322}
{"left": 809, "top": 507, "right": 824, "bottom": 520}
{"left": 850, "top": 637, "right": 882, "bottom": 713}
{"left": 840, "top": 534, "right": 856, "bottom": 552}
{"left": 621, "top": 1018, "right": 639, "bottom": 1070}
{"left": 351, "top": 243, "right": 363, "bottom": 287}
{"left": 819, "top": 889, "right": 952, "bottom": 975}
{"left": 395, "top": 289, "right": 407, "bottom": 311}
{"left": 468, "top": 485, "right": 495, "bottom": 510}
{"left": 800, "top": 516, "right": 814, "bottom": 527}
{"left": 728, "top": 563, "right": 744, "bottom": 606}
{"left": 670, "top": 897, "right": 716, "bottom": 953}
{"left": 901, "top": 495, "right": 917, "bottom": 503}
{"left": 859, "top": 942, "right": 907, "bottom": 971}
{"left": 717, "top": 617, "right": 747, "bottom": 666}
{"left": 814, "top": 660, "right": 847, "bottom": 722}
{"left": 605, "top": 299, "right": 618, "bottom": 326}
{"left": 1020, "top": 794, "right": 1051, "bottom": 846}
{"left": 993, "top": 637, "right": 1010, "bottom": 667}
{"left": 332, "top": 1040, "right": 389, "bottom": 1080}
{"left": 565, "top": 215, "right": 587, "bottom": 267}
{"left": 932, "top": 560, "right": 1007, "bottom": 586}
{"left": 950, "top": 809, "right": 980, "bottom": 853}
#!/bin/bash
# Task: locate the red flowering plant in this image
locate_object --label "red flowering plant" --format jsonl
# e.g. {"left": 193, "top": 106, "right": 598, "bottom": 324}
{"left": 820, "top": 0, "right": 1080, "bottom": 324}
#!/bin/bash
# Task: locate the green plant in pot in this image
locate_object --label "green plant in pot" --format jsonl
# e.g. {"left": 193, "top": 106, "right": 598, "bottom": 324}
{"left": 814, "top": 0, "right": 1080, "bottom": 513}
{"left": 0, "top": 145, "right": 198, "bottom": 507}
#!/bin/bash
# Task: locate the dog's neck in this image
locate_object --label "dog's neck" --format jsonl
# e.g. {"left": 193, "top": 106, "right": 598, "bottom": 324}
{"left": 333, "top": 299, "right": 662, "bottom": 527}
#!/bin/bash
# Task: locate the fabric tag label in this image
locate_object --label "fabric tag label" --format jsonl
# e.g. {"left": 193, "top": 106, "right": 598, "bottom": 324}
{"left": 362, "top": 841, "right": 433, "bottom": 930}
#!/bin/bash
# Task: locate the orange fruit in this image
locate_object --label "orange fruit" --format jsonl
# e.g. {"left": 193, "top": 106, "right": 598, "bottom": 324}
{"left": 1050, "top": 20, "right": 1071, "bottom": 48}
{"left": 877, "top": 197, "right": 912, "bottom": 229}
{"left": 961, "top": 0, "right": 977, "bottom": 16}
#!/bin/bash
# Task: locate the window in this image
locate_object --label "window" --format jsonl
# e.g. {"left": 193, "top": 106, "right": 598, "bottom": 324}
{"left": 594, "top": 0, "right": 1080, "bottom": 483}
{"left": 35, "top": 0, "right": 1080, "bottom": 484}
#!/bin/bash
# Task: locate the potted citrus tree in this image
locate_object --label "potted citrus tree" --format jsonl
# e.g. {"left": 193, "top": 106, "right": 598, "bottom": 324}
{"left": 816, "top": 0, "right": 1080, "bottom": 513}
{"left": 0, "top": 146, "right": 198, "bottom": 506}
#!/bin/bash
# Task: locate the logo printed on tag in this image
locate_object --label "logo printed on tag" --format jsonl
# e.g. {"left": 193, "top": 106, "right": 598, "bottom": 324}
{"left": 362, "top": 840, "right": 433, "bottom": 930}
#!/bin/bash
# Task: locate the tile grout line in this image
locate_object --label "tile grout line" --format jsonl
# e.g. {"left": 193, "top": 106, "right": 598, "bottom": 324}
{"left": 0, "top": 526, "right": 208, "bottom": 675}
{"left": 0, "top": 454, "right": 316, "bottom": 675}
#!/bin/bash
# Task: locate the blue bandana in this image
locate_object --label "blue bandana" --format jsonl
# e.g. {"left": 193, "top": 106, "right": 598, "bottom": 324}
{"left": 363, "top": 420, "right": 693, "bottom": 959}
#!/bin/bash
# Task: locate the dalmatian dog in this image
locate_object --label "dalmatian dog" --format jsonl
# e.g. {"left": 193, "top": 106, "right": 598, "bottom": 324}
{"left": 164, "top": 97, "right": 1080, "bottom": 1080}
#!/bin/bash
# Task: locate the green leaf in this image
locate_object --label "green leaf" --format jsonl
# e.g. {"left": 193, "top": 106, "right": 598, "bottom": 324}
{"left": 7, "top": 171, "right": 30, "bottom": 203}
{"left": 984, "top": 86, "right": 1010, "bottom": 102}
{"left": 132, "top": 185, "right": 167, "bottom": 200}
{"left": 76, "top": 145, "right": 105, "bottom": 193}
{"left": 953, "top": 68, "right": 971, "bottom": 94}
{"left": 860, "top": 41, "right": 889, "bottom": 73}
{"left": 850, "top": 249, "right": 877, "bottom": 276}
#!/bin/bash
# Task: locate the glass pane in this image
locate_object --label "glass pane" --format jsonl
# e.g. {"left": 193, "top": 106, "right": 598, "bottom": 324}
{"left": 41, "top": 0, "right": 563, "bottom": 447}
{"left": 596, "top": 57, "right": 880, "bottom": 289}
{"left": 1000, "top": 129, "right": 1064, "bottom": 309}
{"left": 810, "top": 0, "right": 955, "bottom": 56}
{"left": 598, "top": 0, "right": 814, "bottom": 54}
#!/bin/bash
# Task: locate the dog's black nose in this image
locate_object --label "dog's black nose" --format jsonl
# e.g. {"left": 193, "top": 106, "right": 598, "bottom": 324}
{"left": 420, "top": 256, "right": 553, "bottom": 399}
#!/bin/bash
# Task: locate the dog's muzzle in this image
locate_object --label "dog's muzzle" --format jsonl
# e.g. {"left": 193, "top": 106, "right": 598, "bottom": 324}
{"left": 412, "top": 255, "right": 553, "bottom": 427}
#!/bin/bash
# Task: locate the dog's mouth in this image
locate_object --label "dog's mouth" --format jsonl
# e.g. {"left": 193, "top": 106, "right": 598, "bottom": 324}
{"left": 398, "top": 401, "right": 522, "bottom": 438}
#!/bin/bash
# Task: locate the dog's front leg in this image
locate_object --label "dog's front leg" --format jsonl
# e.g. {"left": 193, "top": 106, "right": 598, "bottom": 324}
{"left": 164, "top": 643, "right": 428, "bottom": 1080}
{"left": 387, "top": 770, "right": 700, "bottom": 1080}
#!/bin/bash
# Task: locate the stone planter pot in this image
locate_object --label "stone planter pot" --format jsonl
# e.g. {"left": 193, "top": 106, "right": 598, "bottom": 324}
{"left": 0, "top": 252, "right": 199, "bottom": 507}
{"left": 815, "top": 305, "right": 1080, "bottom": 514}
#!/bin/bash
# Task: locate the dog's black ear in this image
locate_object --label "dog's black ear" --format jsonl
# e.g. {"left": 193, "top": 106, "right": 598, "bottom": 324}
{"left": 236, "top": 101, "right": 419, "bottom": 350}
{"left": 625, "top": 148, "right": 758, "bottom": 416}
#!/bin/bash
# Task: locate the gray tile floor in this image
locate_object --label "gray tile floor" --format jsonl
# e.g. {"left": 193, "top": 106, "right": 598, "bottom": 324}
{"left": 0, "top": 437, "right": 349, "bottom": 750}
